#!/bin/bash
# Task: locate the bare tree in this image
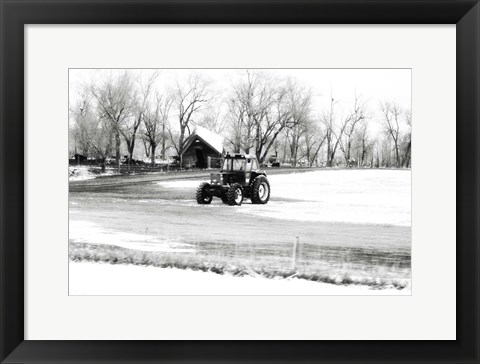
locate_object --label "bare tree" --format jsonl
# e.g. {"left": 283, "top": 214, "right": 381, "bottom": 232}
{"left": 89, "top": 117, "right": 115, "bottom": 172}
{"left": 90, "top": 72, "right": 134, "bottom": 172}
{"left": 158, "top": 95, "right": 174, "bottom": 161}
{"left": 259, "top": 87, "right": 298, "bottom": 163}
{"left": 70, "top": 89, "right": 94, "bottom": 157}
{"left": 301, "top": 119, "right": 327, "bottom": 167}
{"left": 339, "top": 94, "right": 367, "bottom": 166}
{"left": 286, "top": 123, "right": 305, "bottom": 166}
{"left": 400, "top": 109, "right": 411, "bottom": 167}
{"left": 322, "top": 96, "right": 336, "bottom": 167}
{"left": 225, "top": 96, "right": 247, "bottom": 153}
{"left": 285, "top": 82, "right": 311, "bottom": 166}
{"left": 167, "top": 127, "right": 180, "bottom": 158}
{"left": 174, "top": 74, "right": 210, "bottom": 165}
{"left": 70, "top": 90, "right": 112, "bottom": 172}
{"left": 198, "top": 106, "right": 227, "bottom": 135}
{"left": 143, "top": 92, "right": 173, "bottom": 166}
{"left": 225, "top": 70, "right": 264, "bottom": 154}
{"left": 121, "top": 71, "right": 157, "bottom": 164}
{"left": 322, "top": 95, "right": 349, "bottom": 167}
{"left": 355, "top": 120, "right": 374, "bottom": 167}
{"left": 381, "top": 102, "right": 402, "bottom": 167}
{"left": 227, "top": 71, "right": 306, "bottom": 163}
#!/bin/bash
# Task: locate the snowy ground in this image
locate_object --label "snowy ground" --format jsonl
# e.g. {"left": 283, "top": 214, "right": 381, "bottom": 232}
{"left": 69, "top": 220, "right": 194, "bottom": 253}
{"left": 69, "top": 262, "right": 408, "bottom": 295}
{"left": 69, "top": 168, "right": 411, "bottom": 295}
{"left": 158, "top": 169, "right": 411, "bottom": 226}
{"left": 69, "top": 166, "right": 118, "bottom": 181}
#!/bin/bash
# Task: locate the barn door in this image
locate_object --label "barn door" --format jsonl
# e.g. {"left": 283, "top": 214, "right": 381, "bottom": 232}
{"left": 195, "top": 149, "right": 206, "bottom": 168}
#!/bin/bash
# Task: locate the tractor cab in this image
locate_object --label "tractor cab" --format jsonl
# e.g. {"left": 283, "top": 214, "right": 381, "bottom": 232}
{"left": 221, "top": 154, "right": 260, "bottom": 172}
{"left": 219, "top": 154, "right": 260, "bottom": 185}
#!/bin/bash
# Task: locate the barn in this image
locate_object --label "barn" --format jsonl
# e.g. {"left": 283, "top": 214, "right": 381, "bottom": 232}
{"left": 181, "top": 127, "right": 224, "bottom": 168}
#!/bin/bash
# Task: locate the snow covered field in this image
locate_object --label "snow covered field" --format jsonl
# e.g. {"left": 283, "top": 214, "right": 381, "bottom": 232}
{"left": 69, "top": 168, "right": 411, "bottom": 295}
{"left": 69, "top": 221, "right": 194, "bottom": 253}
{"left": 158, "top": 169, "right": 411, "bottom": 226}
{"left": 70, "top": 262, "right": 409, "bottom": 295}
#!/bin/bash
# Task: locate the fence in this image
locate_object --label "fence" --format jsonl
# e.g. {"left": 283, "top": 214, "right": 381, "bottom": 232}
{"left": 69, "top": 161, "right": 186, "bottom": 174}
{"left": 207, "top": 156, "right": 223, "bottom": 169}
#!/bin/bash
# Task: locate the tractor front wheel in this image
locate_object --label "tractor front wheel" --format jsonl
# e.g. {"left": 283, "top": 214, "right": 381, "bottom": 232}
{"left": 226, "top": 183, "right": 243, "bottom": 206}
{"left": 251, "top": 176, "right": 271, "bottom": 204}
{"left": 196, "top": 182, "right": 213, "bottom": 204}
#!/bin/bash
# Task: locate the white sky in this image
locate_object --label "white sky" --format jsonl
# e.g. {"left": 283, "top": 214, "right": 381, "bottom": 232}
{"left": 69, "top": 68, "right": 411, "bottom": 135}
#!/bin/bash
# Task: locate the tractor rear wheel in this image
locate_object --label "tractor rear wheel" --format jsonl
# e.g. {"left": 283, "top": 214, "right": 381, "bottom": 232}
{"left": 220, "top": 193, "right": 229, "bottom": 204}
{"left": 251, "top": 175, "right": 270, "bottom": 204}
{"left": 196, "top": 182, "right": 213, "bottom": 204}
{"left": 226, "top": 183, "right": 243, "bottom": 206}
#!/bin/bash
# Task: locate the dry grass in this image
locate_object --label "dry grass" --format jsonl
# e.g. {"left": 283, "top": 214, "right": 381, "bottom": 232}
{"left": 69, "top": 241, "right": 410, "bottom": 290}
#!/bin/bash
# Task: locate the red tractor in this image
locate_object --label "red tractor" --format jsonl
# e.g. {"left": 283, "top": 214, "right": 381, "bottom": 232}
{"left": 196, "top": 154, "right": 271, "bottom": 206}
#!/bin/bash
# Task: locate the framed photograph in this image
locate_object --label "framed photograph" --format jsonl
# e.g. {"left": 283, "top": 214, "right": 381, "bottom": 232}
{"left": 67, "top": 67, "right": 413, "bottom": 296}
{"left": 1, "top": 0, "right": 478, "bottom": 363}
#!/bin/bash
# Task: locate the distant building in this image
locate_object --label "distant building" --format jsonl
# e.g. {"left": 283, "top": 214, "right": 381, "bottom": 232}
{"left": 181, "top": 127, "right": 224, "bottom": 168}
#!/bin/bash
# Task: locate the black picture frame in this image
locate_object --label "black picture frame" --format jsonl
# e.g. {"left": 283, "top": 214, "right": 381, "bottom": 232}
{"left": 1, "top": 1, "right": 478, "bottom": 363}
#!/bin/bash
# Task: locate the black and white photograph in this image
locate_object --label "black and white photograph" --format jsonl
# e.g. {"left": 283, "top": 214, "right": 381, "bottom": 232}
{"left": 68, "top": 68, "right": 412, "bottom": 295}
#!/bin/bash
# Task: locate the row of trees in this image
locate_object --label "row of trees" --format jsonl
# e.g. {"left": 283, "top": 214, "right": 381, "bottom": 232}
{"left": 70, "top": 71, "right": 211, "bottom": 170}
{"left": 69, "top": 70, "right": 411, "bottom": 171}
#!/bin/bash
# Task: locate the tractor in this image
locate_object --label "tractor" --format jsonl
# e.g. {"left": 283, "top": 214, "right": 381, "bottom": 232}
{"left": 196, "top": 153, "right": 271, "bottom": 206}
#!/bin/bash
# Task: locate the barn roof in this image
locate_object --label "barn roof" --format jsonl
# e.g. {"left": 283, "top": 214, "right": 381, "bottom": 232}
{"left": 183, "top": 126, "right": 224, "bottom": 154}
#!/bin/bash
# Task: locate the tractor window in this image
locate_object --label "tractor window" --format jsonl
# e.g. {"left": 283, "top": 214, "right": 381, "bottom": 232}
{"left": 221, "top": 159, "right": 231, "bottom": 171}
{"left": 252, "top": 159, "right": 259, "bottom": 170}
{"left": 232, "top": 159, "right": 246, "bottom": 171}
{"left": 245, "top": 159, "right": 252, "bottom": 171}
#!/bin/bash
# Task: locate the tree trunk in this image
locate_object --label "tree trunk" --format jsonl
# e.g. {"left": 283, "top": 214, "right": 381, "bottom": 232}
{"left": 283, "top": 130, "right": 290, "bottom": 164}
{"left": 326, "top": 137, "right": 332, "bottom": 167}
{"left": 101, "top": 157, "right": 106, "bottom": 173}
{"left": 360, "top": 139, "right": 366, "bottom": 166}
{"left": 143, "top": 139, "right": 150, "bottom": 158}
{"left": 346, "top": 140, "right": 352, "bottom": 165}
{"left": 256, "top": 144, "right": 263, "bottom": 163}
{"left": 178, "top": 128, "right": 185, "bottom": 165}
{"left": 127, "top": 140, "right": 136, "bottom": 165}
{"left": 395, "top": 142, "right": 400, "bottom": 167}
{"left": 306, "top": 145, "right": 311, "bottom": 167}
{"left": 115, "top": 130, "right": 121, "bottom": 173}
{"left": 405, "top": 141, "right": 411, "bottom": 167}
{"left": 151, "top": 143, "right": 157, "bottom": 167}
{"left": 255, "top": 123, "right": 261, "bottom": 161}
{"left": 330, "top": 138, "right": 342, "bottom": 167}
{"left": 161, "top": 122, "right": 166, "bottom": 159}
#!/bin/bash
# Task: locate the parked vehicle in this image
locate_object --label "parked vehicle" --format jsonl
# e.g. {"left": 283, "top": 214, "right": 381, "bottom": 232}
{"left": 196, "top": 153, "right": 271, "bottom": 206}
